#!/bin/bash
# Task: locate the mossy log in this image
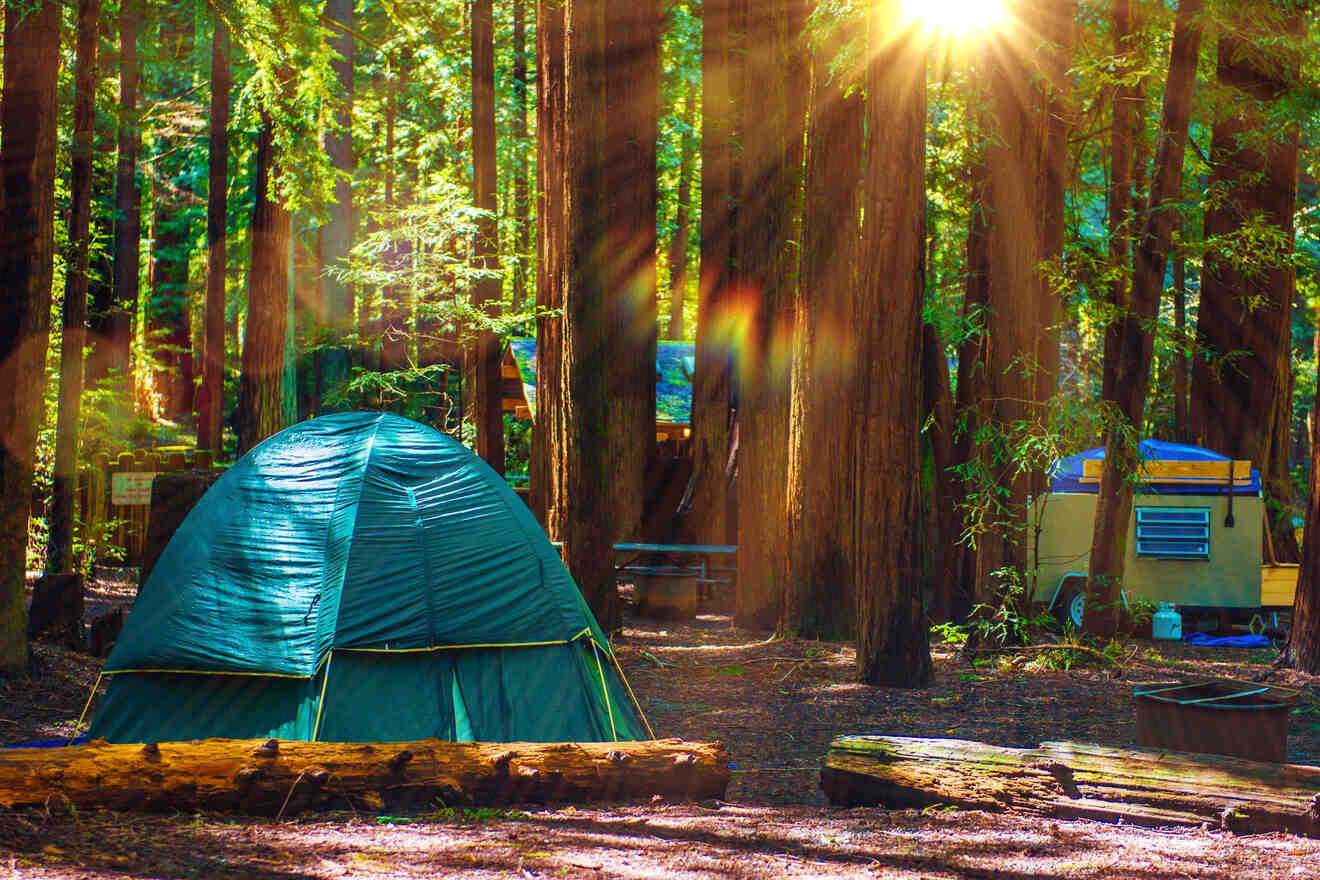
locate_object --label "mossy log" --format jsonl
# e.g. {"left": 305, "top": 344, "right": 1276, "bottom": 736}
{"left": 0, "top": 737, "right": 729, "bottom": 815}
{"left": 821, "top": 736, "right": 1320, "bottom": 836}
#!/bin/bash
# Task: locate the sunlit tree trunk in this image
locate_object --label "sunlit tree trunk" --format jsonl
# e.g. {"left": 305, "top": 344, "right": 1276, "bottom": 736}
{"left": 197, "top": 15, "right": 230, "bottom": 456}
{"left": 472, "top": 0, "right": 505, "bottom": 474}
{"left": 604, "top": 0, "right": 660, "bottom": 541}
{"left": 1190, "top": 2, "right": 1303, "bottom": 563}
{"left": 1085, "top": 0, "right": 1204, "bottom": 635}
{"left": 316, "top": 0, "right": 354, "bottom": 411}
{"left": 734, "top": 0, "right": 800, "bottom": 628}
{"left": 237, "top": 119, "right": 291, "bottom": 454}
{"left": 921, "top": 323, "right": 960, "bottom": 625}
{"left": 101, "top": 0, "right": 141, "bottom": 389}
{"left": 854, "top": 0, "right": 931, "bottom": 688}
{"left": 0, "top": 0, "right": 61, "bottom": 672}
{"left": 1288, "top": 391, "right": 1320, "bottom": 673}
{"left": 688, "top": 0, "right": 737, "bottom": 546}
{"left": 512, "top": 0, "right": 531, "bottom": 310}
{"left": 560, "top": 0, "right": 618, "bottom": 631}
{"left": 783, "top": 4, "right": 862, "bottom": 639}
{"left": 532, "top": 0, "right": 567, "bottom": 535}
{"left": 666, "top": 91, "right": 696, "bottom": 341}
{"left": 48, "top": 0, "right": 102, "bottom": 576}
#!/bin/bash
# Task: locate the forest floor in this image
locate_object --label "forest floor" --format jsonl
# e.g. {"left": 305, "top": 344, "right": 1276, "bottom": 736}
{"left": 4, "top": 574, "right": 1320, "bottom": 878}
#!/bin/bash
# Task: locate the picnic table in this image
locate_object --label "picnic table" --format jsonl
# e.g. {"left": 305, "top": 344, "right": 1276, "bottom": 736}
{"left": 612, "top": 543, "right": 737, "bottom": 602}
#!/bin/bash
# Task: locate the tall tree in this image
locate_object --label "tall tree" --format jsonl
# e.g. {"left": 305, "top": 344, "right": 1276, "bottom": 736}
{"left": 734, "top": 0, "right": 801, "bottom": 628}
{"left": 317, "top": 0, "right": 355, "bottom": 409}
{"left": 783, "top": 2, "right": 863, "bottom": 640}
{"left": 0, "top": 0, "right": 61, "bottom": 672}
{"left": 853, "top": 0, "right": 931, "bottom": 687}
{"left": 145, "top": 3, "right": 196, "bottom": 419}
{"left": 48, "top": 0, "right": 103, "bottom": 575}
{"left": 1190, "top": 1, "right": 1303, "bottom": 563}
{"left": 604, "top": 0, "right": 660, "bottom": 541}
{"left": 1085, "top": 0, "right": 1204, "bottom": 635}
{"left": 665, "top": 91, "right": 696, "bottom": 341}
{"left": 560, "top": 0, "right": 618, "bottom": 631}
{"left": 197, "top": 13, "right": 230, "bottom": 455}
{"left": 104, "top": 0, "right": 141, "bottom": 388}
{"left": 237, "top": 120, "right": 291, "bottom": 454}
{"left": 531, "top": 0, "right": 567, "bottom": 535}
{"left": 688, "top": 0, "right": 737, "bottom": 546}
{"left": 472, "top": 0, "right": 505, "bottom": 473}
{"left": 511, "top": 0, "right": 531, "bottom": 310}
{"left": 964, "top": 0, "right": 1071, "bottom": 610}
{"left": 1288, "top": 390, "right": 1320, "bottom": 673}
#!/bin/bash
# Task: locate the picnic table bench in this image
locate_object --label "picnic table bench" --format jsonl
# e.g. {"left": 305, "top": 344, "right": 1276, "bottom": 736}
{"left": 612, "top": 543, "right": 737, "bottom": 617}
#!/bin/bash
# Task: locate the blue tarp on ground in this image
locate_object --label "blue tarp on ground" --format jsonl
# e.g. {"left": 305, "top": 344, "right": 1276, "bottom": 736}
{"left": 1049, "top": 439, "right": 1261, "bottom": 495}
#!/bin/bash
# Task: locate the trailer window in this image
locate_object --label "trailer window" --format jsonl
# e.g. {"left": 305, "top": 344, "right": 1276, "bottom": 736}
{"left": 1135, "top": 507, "right": 1210, "bottom": 559}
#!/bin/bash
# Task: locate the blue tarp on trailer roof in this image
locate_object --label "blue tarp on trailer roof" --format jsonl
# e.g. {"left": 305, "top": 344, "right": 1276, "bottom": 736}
{"left": 1049, "top": 439, "right": 1261, "bottom": 495}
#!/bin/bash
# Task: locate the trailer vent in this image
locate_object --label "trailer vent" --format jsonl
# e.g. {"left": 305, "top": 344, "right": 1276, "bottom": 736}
{"left": 1135, "top": 507, "right": 1210, "bottom": 559}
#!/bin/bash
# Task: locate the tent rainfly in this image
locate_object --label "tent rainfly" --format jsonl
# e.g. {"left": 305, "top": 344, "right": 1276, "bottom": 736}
{"left": 89, "top": 412, "right": 650, "bottom": 744}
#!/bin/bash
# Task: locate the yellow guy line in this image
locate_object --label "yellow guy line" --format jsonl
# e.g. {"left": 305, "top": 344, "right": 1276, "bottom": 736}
{"left": 590, "top": 640, "right": 618, "bottom": 741}
{"left": 606, "top": 648, "right": 655, "bottom": 740}
{"left": 73, "top": 671, "right": 104, "bottom": 738}
{"left": 311, "top": 652, "right": 333, "bottom": 742}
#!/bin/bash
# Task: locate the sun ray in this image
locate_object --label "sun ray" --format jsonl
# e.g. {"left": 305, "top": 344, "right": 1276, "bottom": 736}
{"left": 902, "top": 0, "right": 1008, "bottom": 37}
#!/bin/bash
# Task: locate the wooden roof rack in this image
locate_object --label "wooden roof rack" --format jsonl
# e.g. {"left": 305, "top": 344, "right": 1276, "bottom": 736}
{"left": 1079, "top": 458, "right": 1253, "bottom": 487}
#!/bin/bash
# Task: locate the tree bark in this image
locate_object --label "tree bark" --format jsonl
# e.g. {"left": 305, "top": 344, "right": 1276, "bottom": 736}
{"left": 0, "top": 0, "right": 62, "bottom": 672}
{"left": 734, "top": 0, "right": 800, "bottom": 628}
{"left": 471, "top": 0, "right": 505, "bottom": 474}
{"left": 48, "top": 0, "right": 102, "bottom": 576}
{"left": 1085, "top": 0, "right": 1204, "bottom": 636}
{"left": 603, "top": 0, "right": 660, "bottom": 542}
{"left": 1290, "top": 389, "right": 1320, "bottom": 673}
{"left": 687, "top": 0, "right": 737, "bottom": 547}
{"left": 146, "top": 4, "right": 196, "bottom": 420}
{"left": 317, "top": 0, "right": 355, "bottom": 411}
{"left": 852, "top": 0, "right": 931, "bottom": 687}
{"left": 104, "top": 0, "right": 141, "bottom": 389}
{"left": 921, "top": 322, "right": 959, "bottom": 625}
{"left": 1173, "top": 240, "right": 1189, "bottom": 442}
{"left": 557, "top": 0, "right": 618, "bottom": 631}
{"left": 512, "top": 0, "right": 530, "bottom": 310}
{"left": 821, "top": 735, "right": 1320, "bottom": 836}
{"left": 532, "top": 0, "right": 566, "bottom": 537}
{"left": 666, "top": 91, "right": 696, "bottom": 341}
{"left": 1190, "top": 2, "right": 1303, "bottom": 564}
{"left": 237, "top": 119, "right": 291, "bottom": 454}
{"left": 783, "top": 4, "right": 862, "bottom": 640}
{"left": 0, "top": 738, "right": 730, "bottom": 815}
{"left": 197, "top": 14, "right": 230, "bottom": 456}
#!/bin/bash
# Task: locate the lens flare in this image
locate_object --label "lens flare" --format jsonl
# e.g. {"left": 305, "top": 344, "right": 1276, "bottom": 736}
{"left": 902, "top": 0, "right": 1008, "bottom": 37}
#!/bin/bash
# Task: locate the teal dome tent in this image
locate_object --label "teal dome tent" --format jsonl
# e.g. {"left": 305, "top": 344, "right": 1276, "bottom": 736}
{"left": 90, "top": 412, "right": 649, "bottom": 744}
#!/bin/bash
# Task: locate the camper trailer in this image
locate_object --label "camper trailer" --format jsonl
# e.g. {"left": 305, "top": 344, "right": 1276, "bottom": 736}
{"left": 1029, "top": 440, "right": 1272, "bottom": 628}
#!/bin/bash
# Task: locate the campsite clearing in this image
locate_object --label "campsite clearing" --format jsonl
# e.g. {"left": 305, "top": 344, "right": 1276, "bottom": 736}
{"left": 5, "top": 581, "right": 1320, "bottom": 877}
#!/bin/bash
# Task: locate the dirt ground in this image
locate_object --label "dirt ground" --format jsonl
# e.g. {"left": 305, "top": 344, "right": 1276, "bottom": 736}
{"left": 4, "top": 575, "right": 1320, "bottom": 878}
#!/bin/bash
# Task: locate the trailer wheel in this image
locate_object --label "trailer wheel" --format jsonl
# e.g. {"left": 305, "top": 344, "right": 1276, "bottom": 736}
{"left": 1055, "top": 580, "right": 1086, "bottom": 630}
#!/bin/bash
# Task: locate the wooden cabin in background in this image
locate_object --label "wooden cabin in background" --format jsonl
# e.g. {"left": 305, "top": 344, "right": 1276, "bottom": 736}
{"left": 501, "top": 338, "right": 696, "bottom": 540}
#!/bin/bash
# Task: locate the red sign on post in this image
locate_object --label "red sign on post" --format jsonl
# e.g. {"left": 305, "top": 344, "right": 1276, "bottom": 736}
{"left": 111, "top": 472, "right": 156, "bottom": 505}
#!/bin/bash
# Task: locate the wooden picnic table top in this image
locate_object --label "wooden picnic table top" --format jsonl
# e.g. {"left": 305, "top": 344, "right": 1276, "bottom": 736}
{"left": 612, "top": 543, "right": 737, "bottom": 555}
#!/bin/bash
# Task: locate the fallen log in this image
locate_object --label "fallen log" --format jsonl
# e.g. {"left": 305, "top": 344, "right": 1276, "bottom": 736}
{"left": 0, "top": 737, "right": 729, "bottom": 815}
{"left": 821, "top": 735, "right": 1320, "bottom": 837}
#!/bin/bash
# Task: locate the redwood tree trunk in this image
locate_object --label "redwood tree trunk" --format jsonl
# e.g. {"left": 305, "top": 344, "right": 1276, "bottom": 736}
{"left": 105, "top": 0, "right": 140, "bottom": 388}
{"left": 197, "top": 14, "right": 230, "bottom": 455}
{"left": 0, "top": 0, "right": 61, "bottom": 672}
{"left": 512, "top": 0, "right": 530, "bottom": 310}
{"left": 603, "top": 0, "right": 660, "bottom": 542}
{"left": 532, "top": 0, "right": 567, "bottom": 536}
{"left": 687, "top": 0, "right": 737, "bottom": 546}
{"left": 734, "top": 0, "right": 800, "bottom": 628}
{"left": 1190, "top": 3, "right": 1303, "bottom": 564}
{"left": 1289, "top": 391, "right": 1320, "bottom": 673}
{"left": 666, "top": 91, "right": 696, "bottom": 341}
{"left": 854, "top": 0, "right": 931, "bottom": 688}
{"left": 1085, "top": 0, "right": 1204, "bottom": 635}
{"left": 48, "top": 0, "right": 102, "bottom": 576}
{"left": 471, "top": 0, "right": 505, "bottom": 474}
{"left": 237, "top": 119, "right": 291, "bottom": 454}
{"left": 783, "top": 5, "right": 862, "bottom": 640}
